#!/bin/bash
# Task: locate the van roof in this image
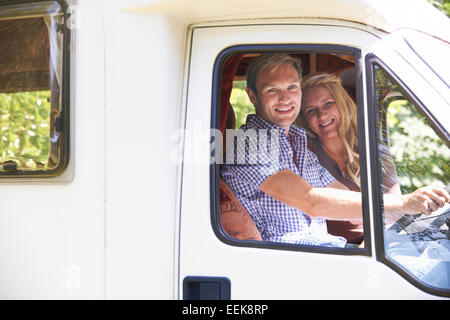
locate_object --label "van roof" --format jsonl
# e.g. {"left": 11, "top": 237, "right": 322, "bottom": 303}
{"left": 125, "top": 0, "right": 450, "bottom": 42}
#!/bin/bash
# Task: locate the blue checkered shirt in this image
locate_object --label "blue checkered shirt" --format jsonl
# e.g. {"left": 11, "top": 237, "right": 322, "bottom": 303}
{"left": 221, "top": 114, "right": 347, "bottom": 247}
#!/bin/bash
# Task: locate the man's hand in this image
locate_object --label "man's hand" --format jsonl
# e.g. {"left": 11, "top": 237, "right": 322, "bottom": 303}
{"left": 400, "top": 186, "right": 450, "bottom": 215}
{"left": 383, "top": 186, "right": 450, "bottom": 224}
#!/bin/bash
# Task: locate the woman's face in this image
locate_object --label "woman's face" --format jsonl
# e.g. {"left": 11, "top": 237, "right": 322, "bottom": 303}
{"left": 301, "top": 85, "right": 341, "bottom": 141}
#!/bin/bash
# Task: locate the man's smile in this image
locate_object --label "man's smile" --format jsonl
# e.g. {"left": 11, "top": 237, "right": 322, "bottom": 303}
{"left": 274, "top": 105, "right": 295, "bottom": 113}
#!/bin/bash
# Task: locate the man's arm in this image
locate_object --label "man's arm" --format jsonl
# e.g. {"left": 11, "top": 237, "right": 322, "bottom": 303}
{"left": 327, "top": 179, "right": 351, "bottom": 190}
{"left": 260, "top": 169, "right": 363, "bottom": 220}
{"left": 260, "top": 169, "right": 450, "bottom": 221}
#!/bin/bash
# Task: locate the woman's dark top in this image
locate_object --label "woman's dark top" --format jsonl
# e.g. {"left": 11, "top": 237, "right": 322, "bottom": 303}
{"left": 308, "top": 137, "right": 363, "bottom": 244}
{"left": 309, "top": 137, "right": 360, "bottom": 192}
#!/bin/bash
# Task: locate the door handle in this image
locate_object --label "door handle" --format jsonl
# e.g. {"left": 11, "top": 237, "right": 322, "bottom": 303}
{"left": 183, "top": 276, "right": 231, "bottom": 300}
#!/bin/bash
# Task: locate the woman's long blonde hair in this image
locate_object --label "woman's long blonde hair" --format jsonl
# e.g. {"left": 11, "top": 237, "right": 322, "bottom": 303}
{"left": 296, "top": 73, "right": 361, "bottom": 187}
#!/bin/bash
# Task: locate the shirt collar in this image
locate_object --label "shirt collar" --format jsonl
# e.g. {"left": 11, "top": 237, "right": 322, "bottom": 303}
{"left": 244, "top": 114, "right": 305, "bottom": 138}
{"left": 287, "top": 123, "right": 306, "bottom": 138}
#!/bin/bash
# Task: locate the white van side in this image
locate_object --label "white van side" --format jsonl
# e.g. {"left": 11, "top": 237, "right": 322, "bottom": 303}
{"left": 0, "top": 0, "right": 449, "bottom": 299}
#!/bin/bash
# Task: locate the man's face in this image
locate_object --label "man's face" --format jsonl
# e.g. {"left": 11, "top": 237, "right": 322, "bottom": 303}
{"left": 246, "top": 63, "right": 302, "bottom": 133}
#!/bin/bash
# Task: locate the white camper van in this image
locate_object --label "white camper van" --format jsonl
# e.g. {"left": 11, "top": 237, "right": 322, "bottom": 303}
{"left": 0, "top": 0, "right": 449, "bottom": 300}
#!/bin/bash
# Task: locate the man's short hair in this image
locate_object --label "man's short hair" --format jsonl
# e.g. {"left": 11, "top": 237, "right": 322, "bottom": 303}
{"left": 246, "top": 53, "right": 303, "bottom": 93}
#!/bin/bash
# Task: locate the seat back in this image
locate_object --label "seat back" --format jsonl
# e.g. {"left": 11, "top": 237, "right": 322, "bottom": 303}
{"left": 218, "top": 54, "right": 262, "bottom": 241}
{"left": 219, "top": 178, "right": 262, "bottom": 241}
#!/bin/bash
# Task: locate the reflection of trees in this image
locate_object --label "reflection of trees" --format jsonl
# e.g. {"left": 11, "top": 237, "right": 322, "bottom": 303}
{"left": 0, "top": 91, "right": 51, "bottom": 170}
{"left": 375, "top": 65, "right": 450, "bottom": 194}
{"left": 387, "top": 101, "right": 450, "bottom": 194}
{"left": 428, "top": 0, "right": 450, "bottom": 17}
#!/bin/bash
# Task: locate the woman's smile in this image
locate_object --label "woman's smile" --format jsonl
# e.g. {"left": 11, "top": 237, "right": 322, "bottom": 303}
{"left": 319, "top": 118, "right": 335, "bottom": 128}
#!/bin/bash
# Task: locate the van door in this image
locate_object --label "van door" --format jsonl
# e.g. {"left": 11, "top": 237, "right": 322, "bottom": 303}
{"left": 177, "top": 22, "right": 435, "bottom": 299}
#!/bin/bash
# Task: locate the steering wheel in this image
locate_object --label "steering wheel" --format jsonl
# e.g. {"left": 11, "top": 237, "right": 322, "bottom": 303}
{"left": 387, "top": 208, "right": 450, "bottom": 242}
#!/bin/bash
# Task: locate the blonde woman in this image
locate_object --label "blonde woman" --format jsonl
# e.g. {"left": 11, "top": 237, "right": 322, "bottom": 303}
{"left": 297, "top": 72, "right": 400, "bottom": 193}
{"left": 296, "top": 73, "right": 400, "bottom": 243}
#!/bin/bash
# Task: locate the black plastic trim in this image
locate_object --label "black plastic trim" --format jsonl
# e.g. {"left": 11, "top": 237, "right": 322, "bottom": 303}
{"left": 365, "top": 53, "right": 450, "bottom": 298}
{"left": 0, "top": 0, "right": 71, "bottom": 178}
{"left": 210, "top": 43, "right": 371, "bottom": 257}
{"left": 183, "top": 276, "right": 231, "bottom": 300}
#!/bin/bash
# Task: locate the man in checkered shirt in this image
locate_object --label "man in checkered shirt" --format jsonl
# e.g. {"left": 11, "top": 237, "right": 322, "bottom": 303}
{"left": 221, "top": 53, "right": 450, "bottom": 248}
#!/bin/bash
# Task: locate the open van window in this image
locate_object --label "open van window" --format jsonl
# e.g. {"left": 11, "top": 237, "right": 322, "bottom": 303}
{"left": 0, "top": 0, "right": 69, "bottom": 177}
{"left": 213, "top": 47, "right": 371, "bottom": 254}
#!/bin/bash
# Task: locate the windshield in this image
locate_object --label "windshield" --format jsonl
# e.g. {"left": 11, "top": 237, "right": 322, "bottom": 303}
{"left": 373, "top": 62, "right": 450, "bottom": 293}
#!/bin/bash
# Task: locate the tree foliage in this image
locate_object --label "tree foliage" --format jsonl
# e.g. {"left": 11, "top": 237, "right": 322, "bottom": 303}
{"left": 375, "top": 64, "right": 449, "bottom": 194}
{"left": 387, "top": 100, "right": 450, "bottom": 193}
{"left": 230, "top": 81, "right": 255, "bottom": 129}
{"left": 428, "top": 0, "right": 450, "bottom": 17}
{"left": 0, "top": 91, "right": 51, "bottom": 170}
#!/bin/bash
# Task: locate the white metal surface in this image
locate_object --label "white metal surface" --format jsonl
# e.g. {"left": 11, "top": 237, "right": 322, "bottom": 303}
{"left": 0, "top": 0, "right": 106, "bottom": 299}
{"left": 124, "top": 0, "right": 450, "bottom": 42}
{"left": 0, "top": 0, "right": 448, "bottom": 299}
{"left": 101, "top": 0, "right": 185, "bottom": 299}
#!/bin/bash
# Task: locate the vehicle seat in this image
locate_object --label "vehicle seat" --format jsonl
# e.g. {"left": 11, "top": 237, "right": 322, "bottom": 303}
{"left": 218, "top": 54, "right": 262, "bottom": 241}
{"left": 337, "top": 67, "right": 356, "bottom": 101}
{"left": 219, "top": 177, "right": 262, "bottom": 241}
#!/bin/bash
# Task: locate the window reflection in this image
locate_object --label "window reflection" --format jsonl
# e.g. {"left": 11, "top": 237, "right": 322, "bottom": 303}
{"left": 0, "top": 1, "right": 66, "bottom": 174}
{"left": 375, "top": 63, "right": 450, "bottom": 290}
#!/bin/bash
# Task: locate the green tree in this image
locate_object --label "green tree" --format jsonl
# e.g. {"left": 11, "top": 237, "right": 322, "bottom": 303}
{"left": 428, "top": 0, "right": 450, "bottom": 17}
{"left": 230, "top": 81, "right": 255, "bottom": 129}
{"left": 0, "top": 91, "right": 51, "bottom": 170}
{"left": 387, "top": 100, "right": 450, "bottom": 193}
{"left": 375, "top": 65, "right": 450, "bottom": 194}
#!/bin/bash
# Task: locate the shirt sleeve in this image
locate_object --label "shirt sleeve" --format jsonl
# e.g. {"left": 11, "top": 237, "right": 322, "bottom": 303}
{"left": 223, "top": 127, "right": 289, "bottom": 189}
{"left": 223, "top": 161, "right": 287, "bottom": 190}
{"left": 303, "top": 149, "right": 336, "bottom": 188}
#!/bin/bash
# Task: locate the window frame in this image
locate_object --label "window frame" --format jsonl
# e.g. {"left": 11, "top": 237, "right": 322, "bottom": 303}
{"left": 365, "top": 53, "right": 450, "bottom": 298}
{"left": 0, "top": 0, "right": 71, "bottom": 178}
{"left": 210, "top": 43, "right": 372, "bottom": 256}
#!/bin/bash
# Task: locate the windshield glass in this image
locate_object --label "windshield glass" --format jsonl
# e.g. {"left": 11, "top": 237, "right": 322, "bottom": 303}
{"left": 374, "top": 62, "right": 450, "bottom": 292}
